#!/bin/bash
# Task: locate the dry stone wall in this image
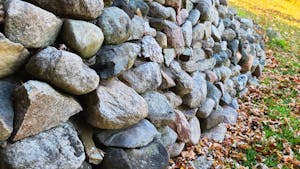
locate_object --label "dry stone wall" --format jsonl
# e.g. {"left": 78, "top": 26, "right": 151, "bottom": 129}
{"left": 0, "top": 0, "right": 266, "bottom": 168}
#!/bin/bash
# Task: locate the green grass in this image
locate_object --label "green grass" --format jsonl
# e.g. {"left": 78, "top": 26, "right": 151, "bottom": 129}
{"left": 243, "top": 149, "right": 258, "bottom": 167}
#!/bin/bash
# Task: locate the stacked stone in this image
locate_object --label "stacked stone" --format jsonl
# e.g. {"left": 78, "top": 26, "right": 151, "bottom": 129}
{"left": 0, "top": 0, "right": 266, "bottom": 169}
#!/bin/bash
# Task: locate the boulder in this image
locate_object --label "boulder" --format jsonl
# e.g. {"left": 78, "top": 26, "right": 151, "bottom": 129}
{"left": 222, "top": 106, "right": 238, "bottom": 124}
{"left": 26, "top": 47, "right": 99, "bottom": 95}
{"left": 197, "top": 98, "right": 215, "bottom": 118}
{"left": 200, "top": 106, "right": 224, "bottom": 131}
{"left": 0, "top": 123, "right": 85, "bottom": 169}
{"left": 95, "top": 119, "right": 159, "bottom": 148}
{"left": 207, "top": 82, "right": 222, "bottom": 105}
{"left": 188, "top": 116, "right": 201, "bottom": 145}
{"left": 163, "top": 91, "right": 183, "bottom": 108}
{"left": 0, "top": 33, "right": 29, "bottom": 78}
{"left": 112, "top": 0, "right": 149, "bottom": 18}
{"left": 187, "top": 9, "right": 201, "bottom": 26}
{"left": 156, "top": 31, "right": 168, "bottom": 49}
{"left": 141, "top": 35, "right": 164, "bottom": 63}
{"left": 142, "top": 91, "right": 175, "bottom": 127}
{"left": 62, "top": 19, "right": 104, "bottom": 59}
{"left": 5, "top": 0, "right": 62, "bottom": 48}
{"left": 96, "top": 7, "right": 132, "bottom": 44}
{"left": 181, "top": 20, "right": 193, "bottom": 47}
{"left": 170, "top": 110, "right": 191, "bottom": 143}
{"left": 81, "top": 79, "right": 148, "bottom": 129}
{"left": 148, "top": 2, "right": 170, "bottom": 19}
{"left": 167, "top": 142, "right": 185, "bottom": 157}
{"left": 120, "top": 62, "right": 162, "bottom": 93}
{"left": 12, "top": 80, "right": 82, "bottom": 141}
{"left": 27, "top": 0, "right": 104, "bottom": 19}
{"left": 202, "top": 123, "right": 227, "bottom": 142}
{"left": 158, "top": 126, "right": 177, "bottom": 147}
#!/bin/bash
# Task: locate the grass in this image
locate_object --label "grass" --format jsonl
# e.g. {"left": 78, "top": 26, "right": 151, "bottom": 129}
{"left": 229, "top": 0, "right": 300, "bottom": 168}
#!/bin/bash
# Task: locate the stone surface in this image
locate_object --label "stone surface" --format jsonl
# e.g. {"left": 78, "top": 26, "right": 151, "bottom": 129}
{"left": 26, "top": 47, "right": 99, "bottom": 95}
{"left": 165, "top": 0, "right": 181, "bottom": 8}
{"left": 181, "top": 20, "right": 193, "bottom": 47}
{"left": 141, "top": 35, "right": 164, "bottom": 63}
{"left": 163, "top": 48, "right": 176, "bottom": 66}
{"left": 196, "top": 0, "right": 213, "bottom": 21}
{"left": 167, "top": 142, "right": 185, "bottom": 158}
{"left": 120, "top": 62, "right": 162, "bottom": 93}
{"left": 222, "top": 28, "right": 236, "bottom": 41}
{"left": 0, "top": 81, "right": 14, "bottom": 141}
{"left": 142, "top": 91, "right": 175, "bottom": 127}
{"left": 160, "top": 69, "right": 176, "bottom": 89}
{"left": 156, "top": 31, "right": 168, "bottom": 49}
{"left": 197, "top": 98, "right": 215, "bottom": 118}
{"left": 5, "top": 0, "right": 62, "bottom": 48}
{"left": 12, "top": 80, "right": 82, "bottom": 141}
{"left": 191, "top": 156, "right": 213, "bottom": 169}
{"left": 222, "top": 105, "right": 238, "bottom": 124}
{"left": 99, "top": 141, "right": 169, "bottom": 169}
{"left": 188, "top": 116, "right": 201, "bottom": 145}
{"left": 192, "top": 23, "right": 205, "bottom": 47}
{"left": 164, "top": 91, "right": 183, "bottom": 108}
{"left": 81, "top": 79, "right": 148, "bottom": 129}
{"left": 113, "top": 0, "right": 149, "bottom": 18}
{"left": 0, "top": 123, "right": 85, "bottom": 169}
{"left": 158, "top": 126, "right": 177, "bottom": 147}
{"left": 187, "top": 9, "right": 201, "bottom": 26}
{"left": 0, "top": 33, "right": 29, "bottom": 78}
{"left": 202, "top": 123, "right": 227, "bottom": 142}
{"left": 148, "top": 1, "right": 170, "bottom": 19}
{"left": 62, "top": 19, "right": 104, "bottom": 59}
{"left": 96, "top": 7, "right": 132, "bottom": 44}
{"left": 200, "top": 105, "right": 224, "bottom": 131}
{"left": 94, "top": 42, "right": 140, "bottom": 79}
{"left": 207, "top": 82, "right": 222, "bottom": 105}
{"left": 95, "top": 119, "right": 159, "bottom": 148}
{"left": 130, "top": 15, "right": 146, "bottom": 40}
{"left": 28, "top": 0, "right": 104, "bottom": 19}
{"left": 170, "top": 110, "right": 191, "bottom": 143}
{"left": 162, "top": 20, "right": 185, "bottom": 48}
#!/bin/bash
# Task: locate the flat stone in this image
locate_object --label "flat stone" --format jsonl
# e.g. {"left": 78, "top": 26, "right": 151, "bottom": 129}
{"left": 158, "top": 126, "right": 177, "bottom": 147}
{"left": 0, "top": 33, "right": 29, "bottom": 78}
{"left": 189, "top": 116, "right": 201, "bottom": 145}
{"left": 0, "top": 123, "right": 85, "bottom": 169}
{"left": 5, "top": 0, "right": 62, "bottom": 48}
{"left": 96, "top": 7, "right": 132, "bottom": 45}
{"left": 202, "top": 123, "right": 227, "bottom": 142}
{"left": 94, "top": 42, "right": 140, "bottom": 79}
{"left": 142, "top": 91, "right": 175, "bottom": 127}
{"left": 95, "top": 119, "right": 159, "bottom": 148}
{"left": 200, "top": 106, "right": 224, "bottom": 131}
{"left": 0, "top": 81, "right": 14, "bottom": 141}
{"left": 197, "top": 98, "right": 215, "bottom": 118}
{"left": 26, "top": 47, "right": 99, "bottom": 95}
{"left": 204, "top": 21, "right": 212, "bottom": 39}
{"left": 81, "top": 79, "right": 148, "bottom": 129}
{"left": 27, "top": 0, "right": 103, "bottom": 19}
{"left": 12, "top": 80, "right": 82, "bottom": 141}
{"left": 120, "top": 62, "right": 162, "bottom": 93}
{"left": 141, "top": 35, "right": 164, "bottom": 63}
{"left": 62, "top": 19, "right": 104, "bottom": 59}
{"left": 212, "top": 25, "right": 221, "bottom": 42}
{"left": 181, "top": 57, "right": 216, "bottom": 73}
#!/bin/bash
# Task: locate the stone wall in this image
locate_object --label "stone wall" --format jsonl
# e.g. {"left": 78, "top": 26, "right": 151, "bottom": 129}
{"left": 0, "top": 0, "right": 266, "bottom": 168}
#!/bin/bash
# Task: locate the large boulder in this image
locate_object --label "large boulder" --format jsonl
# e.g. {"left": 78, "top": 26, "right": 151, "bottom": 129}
{"left": 94, "top": 42, "right": 140, "bottom": 79}
{"left": 142, "top": 91, "right": 175, "bottom": 127}
{"left": 0, "top": 33, "right": 29, "bottom": 78}
{"left": 4, "top": 0, "right": 62, "bottom": 48}
{"left": 12, "top": 80, "right": 82, "bottom": 141}
{"left": 95, "top": 119, "right": 159, "bottom": 148}
{"left": 0, "top": 81, "right": 14, "bottom": 141}
{"left": 26, "top": 47, "right": 99, "bottom": 95}
{"left": 120, "top": 62, "right": 162, "bottom": 93}
{"left": 96, "top": 7, "right": 132, "bottom": 45}
{"left": 62, "top": 19, "right": 104, "bottom": 59}
{"left": 27, "top": 0, "right": 104, "bottom": 20}
{"left": 0, "top": 123, "right": 85, "bottom": 169}
{"left": 81, "top": 79, "right": 148, "bottom": 129}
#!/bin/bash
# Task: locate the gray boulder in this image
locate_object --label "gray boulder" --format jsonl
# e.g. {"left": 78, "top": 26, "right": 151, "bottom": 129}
{"left": 200, "top": 106, "right": 224, "bottom": 130}
{"left": 197, "top": 98, "right": 215, "bottom": 118}
{"left": 141, "top": 35, "right": 164, "bottom": 63}
{"left": 222, "top": 106, "right": 238, "bottom": 124}
{"left": 95, "top": 119, "right": 159, "bottom": 148}
{"left": 97, "top": 7, "right": 132, "bottom": 45}
{"left": 5, "top": 0, "right": 62, "bottom": 48}
{"left": 158, "top": 126, "right": 177, "bottom": 148}
{"left": 12, "top": 80, "right": 82, "bottom": 141}
{"left": 81, "top": 79, "right": 148, "bottom": 129}
{"left": 26, "top": 47, "right": 99, "bottom": 95}
{"left": 202, "top": 123, "right": 227, "bottom": 142}
{"left": 0, "top": 123, "right": 85, "bottom": 169}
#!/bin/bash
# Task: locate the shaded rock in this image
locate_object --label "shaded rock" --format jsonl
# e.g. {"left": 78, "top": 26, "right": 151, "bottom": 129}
{"left": 197, "top": 98, "right": 215, "bottom": 118}
{"left": 156, "top": 31, "right": 168, "bottom": 49}
{"left": 176, "top": 9, "right": 189, "bottom": 25}
{"left": 178, "top": 106, "right": 198, "bottom": 120}
{"left": 181, "top": 57, "right": 216, "bottom": 73}
{"left": 189, "top": 116, "right": 201, "bottom": 145}
{"left": 96, "top": 7, "right": 132, "bottom": 45}
{"left": 26, "top": 47, "right": 99, "bottom": 95}
{"left": 236, "top": 74, "right": 248, "bottom": 91}
{"left": 113, "top": 0, "right": 149, "bottom": 18}
{"left": 5, "top": 0, "right": 62, "bottom": 48}
{"left": 181, "top": 20, "right": 193, "bottom": 47}
{"left": 62, "top": 19, "right": 104, "bottom": 59}
{"left": 163, "top": 48, "right": 176, "bottom": 66}
{"left": 192, "top": 23, "right": 205, "bottom": 47}
{"left": 130, "top": 15, "right": 146, "bottom": 40}
{"left": 202, "top": 123, "right": 227, "bottom": 142}
{"left": 142, "top": 91, "right": 175, "bottom": 127}
{"left": 141, "top": 35, "right": 164, "bottom": 63}
{"left": 0, "top": 123, "right": 85, "bottom": 169}
{"left": 167, "top": 142, "right": 185, "bottom": 158}
{"left": 207, "top": 82, "right": 222, "bottom": 105}
{"left": 165, "top": 0, "right": 181, "bottom": 9}
{"left": 160, "top": 69, "right": 176, "bottom": 89}
{"left": 158, "top": 126, "right": 177, "bottom": 147}
{"left": 205, "top": 70, "right": 218, "bottom": 83}
{"left": 191, "top": 156, "right": 213, "bottom": 169}
{"left": 81, "top": 79, "right": 148, "bottom": 129}
{"left": 0, "top": 81, "right": 14, "bottom": 141}
{"left": 12, "top": 80, "right": 82, "bottom": 141}
{"left": 204, "top": 21, "right": 212, "bottom": 39}
{"left": 164, "top": 91, "right": 182, "bottom": 108}
{"left": 161, "top": 20, "right": 185, "bottom": 49}
{"left": 170, "top": 110, "right": 191, "bottom": 143}
{"left": 120, "top": 62, "right": 162, "bottom": 93}
{"left": 27, "top": 0, "right": 103, "bottom": 20}
{"left": 78, "top": 162, "right": 92, "bottom": 169}
{"left": 200, "top": 105, "right": 224, "bottom": 131}
{"left": 148, "top": 1, "right": 170, "bottom": 19}
{"left": 222, "top": 106, "right": 238, "bottom": 124}
{"left": 94, "top": 42, "right": 140, "bottom": 79}
{"left": 212, "top": 25, "right": 221, "bottom": 42}
{"left": 195, "top": 0, "right": 213, "bottom": 21}
{"left": 99, "top": 141, "right": 169, "bottom": 169}
{"left": 222, "top": 28, "right": 236, "bottom": 41}
{"left": 95, "top": 119, "right": 159, "bottom": 148}
{"left": 187, "top": 9, "right": 201, "bottom": 26}
{"left": 0, "top": 33, "right": 29, "bottom": 78}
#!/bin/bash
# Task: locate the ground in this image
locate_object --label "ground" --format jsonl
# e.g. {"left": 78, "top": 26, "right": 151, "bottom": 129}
{"left": 171, "top": 0, "right": 300, "bottom": 168}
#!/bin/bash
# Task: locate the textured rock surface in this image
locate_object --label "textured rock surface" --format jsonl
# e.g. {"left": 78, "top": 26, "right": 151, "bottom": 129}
{"left": 12, "top": 80, "right": 82, "bottom": 141}
{"left": 141, "top": 35, "right": 164, "bottom": 63}
{"left": 0, "top": 123, "right": 85, "bottom": 169}
{"left": 81, "top": 79, "right": 148, "bottom": 129}
{"left": 188, "top": 116, "right": 201, "bottom": 145}
{"left": 0, "top": 81, "right": 14, "bottom": 141}
{"left": 158, "top": 126, "right": 178, "bottom": 148}
{"left": 170, "top": 110, "right": 191, "bottom": 143}
{"left": 27, "top": 0, "right": 104, "bottom": 19}
{"left": 202, "top": 123, "right": 227, "bottom": 142}
{"left": 62, "top": 19, "right": 104, "bottom": 59}
{"left": 26, "top": 47, "right": 99, "bottom": 95}
{"left": 0, "top": 33, "right": 29, "bottom": 78}
{"left": 95, "top": 119, "right": 159, "bottom": 148}
{"left": 5, "top": 0, "right": 62, "bottom": 48}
